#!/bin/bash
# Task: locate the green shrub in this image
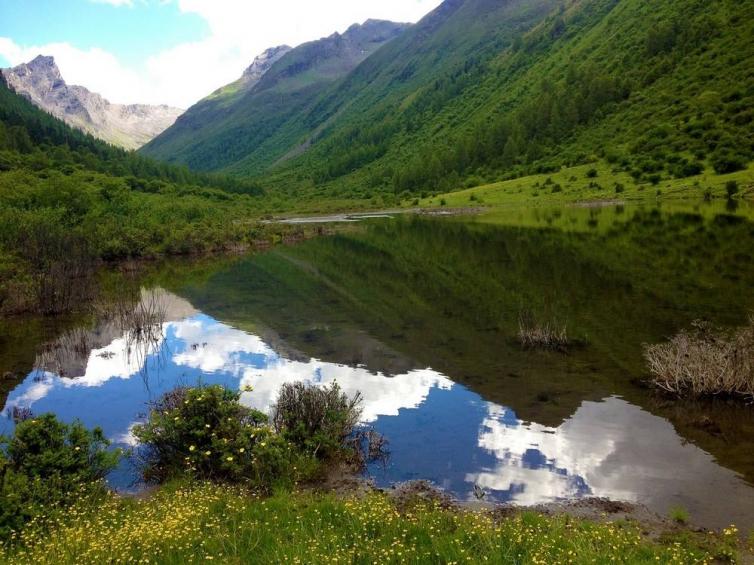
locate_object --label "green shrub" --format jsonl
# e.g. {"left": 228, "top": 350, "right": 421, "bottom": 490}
{"left": 133, "top": 386, "right": 297, "bottom": 490}
{"left": 271, "top": 382, "right": 362, "bottom": 461}
{"left": 711, "top": 150, "right": 747, "bottom": 174}
{"left": 4, "top": 414, "right": 118, "bottom": 483}
{"left": 726, "top": 180, "right": 739, "bottom": 199}
{"left": 670, "top": 159, "right": 704, "bottom": 178}
{"left": 0, "top": 414, "right": 118, "bottom": 538}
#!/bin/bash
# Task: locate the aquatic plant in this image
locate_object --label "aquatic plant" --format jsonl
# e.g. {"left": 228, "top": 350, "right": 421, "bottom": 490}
{"left": 517, "top": 310, "right": 571, "bottom": 351}
{"left": 644, "top": 317, "right": 754, "bottom": 399}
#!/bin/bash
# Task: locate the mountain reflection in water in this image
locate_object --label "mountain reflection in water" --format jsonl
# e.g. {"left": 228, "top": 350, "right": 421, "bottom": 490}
{"left": 3, "top": 295, "right": 754, "bottom": 530}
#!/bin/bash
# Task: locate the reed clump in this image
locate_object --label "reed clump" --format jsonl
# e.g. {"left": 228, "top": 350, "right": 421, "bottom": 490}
{"left": 517, "top": 310, "right": 571, "bottom": 351}
{"left": 644, "top": 317, "right": 754, "bottom": 399}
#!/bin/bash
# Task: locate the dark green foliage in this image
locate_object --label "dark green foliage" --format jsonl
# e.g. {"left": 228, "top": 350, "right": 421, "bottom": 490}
{"left": 5, "top": 414, "right": 118, "bottom": 480}
{"left": 726, "top": 180, "right": 739, "bottom": 199}
{"left": 271, "top": 382, "right": 362, "bottom": 461}
{"left": 132, "top": 385, "right": 296, "bottom": 489}
{"left": 712, "top": 149, "right": 748, "bottom": 175}
{"left": 0, "top": 414, "right": 119, "bottom": 538}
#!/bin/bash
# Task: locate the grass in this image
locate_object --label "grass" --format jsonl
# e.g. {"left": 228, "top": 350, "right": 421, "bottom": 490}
{"left": 414, "top": 162, "right": 754, "bottom": 210}
{"left": 644, "top": 317, "right": 754, "bottom": 400}
{"left": 670, "top": 507, "right": 691, "bottom": 525}
{"left": 0, "top": 482, "right": 743, "bottom": 564}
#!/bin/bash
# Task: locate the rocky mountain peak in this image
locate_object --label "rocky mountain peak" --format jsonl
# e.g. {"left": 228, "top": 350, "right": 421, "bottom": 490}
{"left": 28, "top": 54, "right": 57, "bottom": 69}
{"left": 2, "top": 55, "right": 183, "bottom": 149}
{"left": 10, "top": 54, "right": 63, "bottom": 84}
{"left": 241, "top": 45, "right": 292, "bottom": 84}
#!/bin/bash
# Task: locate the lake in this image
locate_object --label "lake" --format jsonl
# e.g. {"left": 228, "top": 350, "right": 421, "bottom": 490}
{"left": 2, "top": 202, "right": 754, "bottom": 530}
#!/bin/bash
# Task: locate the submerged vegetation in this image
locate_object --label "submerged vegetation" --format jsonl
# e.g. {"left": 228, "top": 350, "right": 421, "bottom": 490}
{"left": 645, "top": 317, "right": 754, "bottom": 400}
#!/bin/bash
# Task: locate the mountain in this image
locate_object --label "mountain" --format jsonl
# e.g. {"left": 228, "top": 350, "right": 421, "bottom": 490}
{"left": 140, "top": 19, "right": 410, "bottom": 170}
{"left": 2, "top": 56, "right": 184, "bottom": 150}
{"left": 140, "top": 0, "right": 754, "bottom": 205}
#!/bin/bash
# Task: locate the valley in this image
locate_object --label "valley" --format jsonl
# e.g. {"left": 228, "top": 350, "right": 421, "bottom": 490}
{"left": 1, "top": 0, "right": 753, "bottom": 562}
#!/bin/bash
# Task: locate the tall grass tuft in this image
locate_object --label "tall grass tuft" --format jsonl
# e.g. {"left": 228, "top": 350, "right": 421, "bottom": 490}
{"left": 517, "top": 309, "right": 571, "bottom": 351}
{"left": 644, "top": 317, "right": 754, "bottom": 399}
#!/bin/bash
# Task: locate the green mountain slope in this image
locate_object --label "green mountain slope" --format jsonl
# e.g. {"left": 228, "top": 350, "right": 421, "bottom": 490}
{"left": 142, "top": 0, "right": 754, "bottom": 206}
{"left": 141, "top": 20, "right": 410, "bottom": 171}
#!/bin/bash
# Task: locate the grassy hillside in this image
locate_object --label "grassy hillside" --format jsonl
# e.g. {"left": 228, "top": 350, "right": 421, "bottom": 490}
{"left": 141, "top": 20, "right": 410, "bottom": 172}
{"left": 142, "top": 0, "right": 754, "bottom": 209}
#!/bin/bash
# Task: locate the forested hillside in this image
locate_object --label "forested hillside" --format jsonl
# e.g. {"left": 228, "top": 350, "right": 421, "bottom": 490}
{"left": 0, "top": 75, "right": 267, "bottom": 315}
{"left": 141, "top": 20, "right": 410, "bottom": 172}
{"left": 144, "top": 0, "right": 754, "bottom": 204}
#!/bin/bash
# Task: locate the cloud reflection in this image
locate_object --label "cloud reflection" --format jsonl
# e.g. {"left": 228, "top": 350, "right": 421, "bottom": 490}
{"left": 168, "top": 317, "right": 454, "bottom": 422}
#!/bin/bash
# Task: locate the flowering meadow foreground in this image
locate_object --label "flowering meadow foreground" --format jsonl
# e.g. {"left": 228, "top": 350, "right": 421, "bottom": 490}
{"left": 0, "top": 482, "right": 746, "bottom": 564}
{"left": 0, "top": 384, "right": 751, "bottom": 563}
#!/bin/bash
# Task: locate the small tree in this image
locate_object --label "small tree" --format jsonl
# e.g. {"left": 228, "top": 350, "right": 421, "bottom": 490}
{"left": 726, "top": 180, "right": 739, "bottom": 199}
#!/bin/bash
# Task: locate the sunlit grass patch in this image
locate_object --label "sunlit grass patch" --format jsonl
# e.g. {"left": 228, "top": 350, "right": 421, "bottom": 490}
{"left": 416, "top": 162, "right": 754, "bottom": 210}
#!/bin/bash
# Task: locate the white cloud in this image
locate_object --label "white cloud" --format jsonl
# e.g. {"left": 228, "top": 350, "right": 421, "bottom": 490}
{"left": 1, "top": 0, "right": 442, "bottom": 108}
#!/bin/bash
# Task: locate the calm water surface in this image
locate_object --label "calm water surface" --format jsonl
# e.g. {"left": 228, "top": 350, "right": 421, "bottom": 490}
{"left": 2, "top": 203, "right": 754, "bottom": 530}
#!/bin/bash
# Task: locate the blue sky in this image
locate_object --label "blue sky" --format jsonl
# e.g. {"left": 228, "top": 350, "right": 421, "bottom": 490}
{"left": 0, "top": 0, "right": 442, "bottom": 108}
{"left": 0, "top": 1, "right": 207, "bottom": 68}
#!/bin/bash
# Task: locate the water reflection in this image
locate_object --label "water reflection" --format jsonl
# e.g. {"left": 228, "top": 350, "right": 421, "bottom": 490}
{"left": 3, "top": 291, "right": 754, "bottom": 530}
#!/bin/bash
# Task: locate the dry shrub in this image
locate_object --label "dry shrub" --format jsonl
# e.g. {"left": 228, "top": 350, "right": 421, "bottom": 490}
{"left": 271, "top": 382, "right": 362, "bottom": 461}
{"left": 644, "top": 317, "right": 754, "bottom": 399}
{"left": 518, "top": 309, "right": 571, "bottom": 351}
